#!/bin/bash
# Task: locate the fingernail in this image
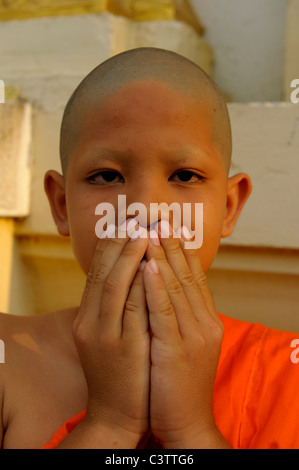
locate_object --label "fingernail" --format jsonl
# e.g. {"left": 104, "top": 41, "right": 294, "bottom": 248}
{"left": 148, "top": 258, "right": 159, "bottom": 274}
{"left": 100, "top": 224, "right": 116, "bottom": 239}
{"left": 130, "top": 225, "right": 148, "bottom": 241}
{"left": 138, "top": 260, "right": 147, "bottom": 271}
{"left": 149, "top": 229, "right": 160, "bottom": 246}
{"left": 119, "top": 217, "right": 137, "bottom": 233}
{"left": 127, "top": 217, "right": 139, "bottom": 232}
{"left": 181, "top": 225, "right": 193, "bottom": 240}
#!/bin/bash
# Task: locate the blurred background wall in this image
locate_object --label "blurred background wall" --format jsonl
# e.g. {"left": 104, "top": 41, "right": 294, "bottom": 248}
{"left": 0, "top": 0, "right": 298, "bottom": 332}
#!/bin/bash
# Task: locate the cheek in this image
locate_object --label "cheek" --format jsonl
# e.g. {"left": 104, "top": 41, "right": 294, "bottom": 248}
{"left": 67, "top": 195, "right": 99, "bottom": 275}
{"left": 71, "top": 229, "right": 98, "bottom": 276}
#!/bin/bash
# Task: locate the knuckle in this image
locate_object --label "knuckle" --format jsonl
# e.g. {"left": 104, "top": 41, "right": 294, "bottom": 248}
{"left": 158, "top": 297, "right": 174, "bottom": 317}
{"left": 103, "top": 275, "right": 122, "bottom": 296}
{"left": 215, "top": 319, "right": 224, "bottom": 339}
{"left": 195, "top": 271, "right": 209, "bottom": 289}
{"left": 124, "top": 298, "right": 139, "bottom": 315}
{"left": 208, "top": 318, "right": 224, "bottom": 343}
{"left": 72, "top": 319, "right": 89, "bottom": 346}
{"left": 178, "top": 269, "right": 195, "bottom": 287}
{"left": 167, "top": 279, "right": 183, "bottom": 297}
{"left": 87, "top": 261, "right": 107, "bottom": 286}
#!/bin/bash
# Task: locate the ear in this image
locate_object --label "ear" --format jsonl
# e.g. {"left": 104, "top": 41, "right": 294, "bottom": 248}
{"left": 44, "top": 170, "right": 70, "bottom": 236}
{"left": 221, "top": 173, "right": 252, "bottom": 238}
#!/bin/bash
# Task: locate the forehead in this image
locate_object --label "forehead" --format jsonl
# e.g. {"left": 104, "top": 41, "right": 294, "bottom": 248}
{"left": 68, "top": 79, "right": 225, "bottom": 174}
{"left": 79, "top": 79, "right": 214, "bottom": 139}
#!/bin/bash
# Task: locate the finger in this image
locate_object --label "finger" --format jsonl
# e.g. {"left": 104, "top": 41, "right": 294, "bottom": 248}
{"left": 77, "top": 224, "right": 128, "bottom": 323}
{"left": 77, "top": 221, "right": 148, "bottom": 331}
{"left": 146, "top": 240, "right": 198, "bottom": 337}
{"left": 122, "top": 268, "right": 149, "bottom": 339}
{"left": 143, "top": 258, "right": 181, "bottom": 343}
{"left": 98, "top": 226, "right": 149, "bottom": 338}
{"left": 177, "top": 232, "right": 221, "bottom": 325}
{"left": 147, "top": 221, "right": 217, "bottom": 328}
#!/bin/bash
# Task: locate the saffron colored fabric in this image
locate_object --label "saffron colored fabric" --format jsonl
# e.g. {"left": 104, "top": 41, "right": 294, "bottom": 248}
{"left": 41, "top": 314, "right": 299, "bottom": 449}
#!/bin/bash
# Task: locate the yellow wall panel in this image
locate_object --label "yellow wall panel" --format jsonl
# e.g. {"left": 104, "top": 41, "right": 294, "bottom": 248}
{"left": 108, "top": 0, "right": 174, "bottom": 21}
{"left": 132, "top": 0, "right": 174, "bottom": 21}
{"left": 0, "top": 0, "right": 108, "bottom": 21}
{"left": 0, "top": 0, "right": 176, "bottom": 21}
{"left": 0, "top": 218, "right": 14, "bottom": 313}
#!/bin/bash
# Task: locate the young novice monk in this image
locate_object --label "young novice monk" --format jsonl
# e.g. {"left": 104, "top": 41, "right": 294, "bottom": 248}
{"left": 1, "top": 48, "right": 299, "bottom": 449}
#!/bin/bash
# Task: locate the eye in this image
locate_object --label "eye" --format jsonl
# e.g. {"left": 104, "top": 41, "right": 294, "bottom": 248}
{"left": 87, "top": 170, "right": 124, "bottom": 185}
{"left": 170, "top": 170, "right": 205, "bottom": 184}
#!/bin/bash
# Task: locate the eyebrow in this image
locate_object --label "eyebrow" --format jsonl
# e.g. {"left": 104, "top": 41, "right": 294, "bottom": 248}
{"left": 79, "top": 145, "right": 214, "bottom": 167}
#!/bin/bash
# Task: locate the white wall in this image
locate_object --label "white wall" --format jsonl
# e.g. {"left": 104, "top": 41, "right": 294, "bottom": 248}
{"left": 191, "top": 0, "right": 287, "bottom": 101}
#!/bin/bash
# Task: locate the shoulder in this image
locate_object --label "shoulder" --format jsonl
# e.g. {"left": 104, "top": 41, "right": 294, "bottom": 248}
{"left": 217, "top": 313, "right": 267, "bottom": 364}
{"left": 0, "top": 311, "right": 10, "bottom": 368}
{"left": 0, "top": 310, "right": 50, "bottom": 353}
{"left": 0, "top": 308, "right": 78, "bottom": 448}
{"left": 0, "top": 310, "right": 18, "bottom": 333}
{"left": 0, "top": 312, "right": 19, "bottom": 448}
{"left": 0, "top": 311, "right": 20, "bottom": 362}
{"left": 0, "top": 307, "right": 78, "bottom": 386}
{"left": 0, "top": 307, "right": 78, "bottom": 358}
{"left": 217, "top": 312, "right": 299, "bottom": 391}
{"left": 218, "top": 312, "right": 299, "bottom": 365}
{"left": 215, "top": 313, "right": 299, "bottom": 448}
{"left": 0, "top": 307, "right": 78, "bottom": 334}
{"left": 0, "top": 311, "right": 47, "bottom": 375}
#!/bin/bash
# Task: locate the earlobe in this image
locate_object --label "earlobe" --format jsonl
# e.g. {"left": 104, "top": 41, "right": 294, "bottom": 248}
{"left": 44, "top": 170, "right": 70, "bottom": 236}
{"left": 221, "top": 173, "right": 252, "bottom": 238}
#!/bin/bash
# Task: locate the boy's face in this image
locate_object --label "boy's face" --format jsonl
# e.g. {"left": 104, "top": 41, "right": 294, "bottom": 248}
{"left": 62, "top": 80, "right": 235, "bottom": 274}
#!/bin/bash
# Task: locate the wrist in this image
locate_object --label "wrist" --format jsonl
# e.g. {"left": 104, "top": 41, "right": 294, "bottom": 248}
{"left": 83, "top": 411, "right": 144, "bottom": 449}
{"left": 161, "top": 425, "right": 231, "bottom": 450}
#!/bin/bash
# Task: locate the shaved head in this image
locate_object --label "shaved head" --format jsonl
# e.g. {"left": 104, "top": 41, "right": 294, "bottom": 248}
{"left": 60, "top": 47, "right": 232, "bottom": 176}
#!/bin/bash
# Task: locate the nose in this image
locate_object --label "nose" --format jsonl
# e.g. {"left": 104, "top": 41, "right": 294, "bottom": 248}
{"left": 118, "top": 187, "right": 180, "bottom": 232}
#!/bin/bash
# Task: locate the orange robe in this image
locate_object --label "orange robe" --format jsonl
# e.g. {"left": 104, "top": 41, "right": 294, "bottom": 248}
{"left": 41, "top": 314, "right": 299, "bottom": 449}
